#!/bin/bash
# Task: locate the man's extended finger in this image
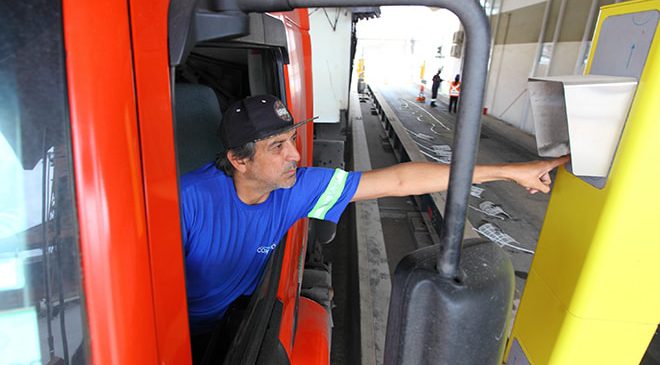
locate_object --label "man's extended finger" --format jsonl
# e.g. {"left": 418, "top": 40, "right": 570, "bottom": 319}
{"left": 548, "top": 155, "right": 570, "bottom": 169}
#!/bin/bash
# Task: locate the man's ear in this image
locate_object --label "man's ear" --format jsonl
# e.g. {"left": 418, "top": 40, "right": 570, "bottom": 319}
{"left": 227, "top": 150, "right": 249, "bottom": 173}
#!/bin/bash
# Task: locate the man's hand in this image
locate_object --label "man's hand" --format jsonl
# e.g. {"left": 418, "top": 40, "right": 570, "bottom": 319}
{"left": 504, "top": 155, "right": 570, "bottom": 194}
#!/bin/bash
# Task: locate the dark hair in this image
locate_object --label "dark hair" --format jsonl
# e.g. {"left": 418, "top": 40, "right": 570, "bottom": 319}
{"left": 215, "top": 141, "right": 257, "bottom": 176}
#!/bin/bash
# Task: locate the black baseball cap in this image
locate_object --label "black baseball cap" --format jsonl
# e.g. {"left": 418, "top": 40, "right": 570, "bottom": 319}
{"left": 219, "top": 95, "right": 317, "bottom": 149}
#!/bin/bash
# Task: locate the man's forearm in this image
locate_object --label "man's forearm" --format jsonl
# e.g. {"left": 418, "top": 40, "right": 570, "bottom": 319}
{"left": 396, "top": 162, "right": 514, "bottom": 194}
{"left": 472, "top": 164, "right": 514, "bottom": 184}
{"left": 355, "top": 162, "right": 512, "bottom": 201}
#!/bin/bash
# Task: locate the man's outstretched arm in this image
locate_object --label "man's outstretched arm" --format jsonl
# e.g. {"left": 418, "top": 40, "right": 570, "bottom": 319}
{"left": 350, "top": 156, "right": 569, "bottom": 202}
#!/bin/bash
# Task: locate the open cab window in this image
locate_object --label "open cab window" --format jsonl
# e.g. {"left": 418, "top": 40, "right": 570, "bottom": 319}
{"left": 172, "top": 16, "right": 293, "bottom": 362}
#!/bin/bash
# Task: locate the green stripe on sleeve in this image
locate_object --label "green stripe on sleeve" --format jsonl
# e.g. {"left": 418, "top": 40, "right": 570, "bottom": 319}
{"left": 307, "top": 169, "right": 349, "bottom": 220}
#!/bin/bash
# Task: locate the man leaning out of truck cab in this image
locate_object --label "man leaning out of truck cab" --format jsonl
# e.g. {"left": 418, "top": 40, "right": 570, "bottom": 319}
{"left": 179, "top": 94, "right": 569, "bottom": 359}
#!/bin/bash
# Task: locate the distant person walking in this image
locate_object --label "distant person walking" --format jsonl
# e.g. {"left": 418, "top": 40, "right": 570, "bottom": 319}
{"left": 449, "top": 74, "right": 461, "bottom": 113}
{"left": 430, "top": 70, "right": 443, "bottom": 107}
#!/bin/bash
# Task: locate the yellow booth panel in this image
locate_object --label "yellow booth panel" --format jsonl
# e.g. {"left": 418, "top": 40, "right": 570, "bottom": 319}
{"left": 510, "top": 1, "right": 660, "bottom": 364}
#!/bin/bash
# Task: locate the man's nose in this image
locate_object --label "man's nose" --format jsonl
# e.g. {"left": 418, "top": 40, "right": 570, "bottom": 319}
{"left": 287, "top": 141, "right": 301, "bottom": 162}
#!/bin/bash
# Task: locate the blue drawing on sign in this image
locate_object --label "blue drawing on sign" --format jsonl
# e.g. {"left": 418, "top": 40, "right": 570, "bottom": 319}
{"left": 626, "top": 43, "right": 636, "bottom": 69}
{"left": 632, "top": 11, "right": 655, "bottom": 26}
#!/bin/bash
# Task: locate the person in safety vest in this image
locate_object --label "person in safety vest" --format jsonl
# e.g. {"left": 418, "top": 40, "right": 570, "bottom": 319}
{"left": 180, "top": 94, "right": 570, "bottom": 361}
{"left": 449, "top": 74, "right": 461, "bottom": 113}
{"left": 430, "top": 70, "right": 443, "bottom": 107}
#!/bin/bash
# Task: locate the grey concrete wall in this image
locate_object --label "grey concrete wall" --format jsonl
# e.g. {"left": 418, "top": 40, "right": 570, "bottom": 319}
{"left": 484, "top": 0, "right": 619, "bottom": 134}
{"left": 493, "top": 0, "right": 616, "bottom": 45}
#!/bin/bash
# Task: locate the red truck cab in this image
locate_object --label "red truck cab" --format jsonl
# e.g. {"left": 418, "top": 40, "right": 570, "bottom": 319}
{"left": 0, "top": 0, "right": 328, "bottom": 364}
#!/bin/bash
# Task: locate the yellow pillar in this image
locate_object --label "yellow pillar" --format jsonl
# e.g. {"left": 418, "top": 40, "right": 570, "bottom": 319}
{"left": 508, "top": 1, "right": 660, "bottom": 364}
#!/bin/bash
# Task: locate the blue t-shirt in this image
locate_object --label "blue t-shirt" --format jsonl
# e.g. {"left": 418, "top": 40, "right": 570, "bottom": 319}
{"left": 180, "top": 163, "right": 361, "bottom": 334}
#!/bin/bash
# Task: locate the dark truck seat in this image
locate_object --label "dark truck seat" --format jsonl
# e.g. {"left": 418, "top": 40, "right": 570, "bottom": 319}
{"left": 174, "top": 83, "right": 224, "bottom": 175}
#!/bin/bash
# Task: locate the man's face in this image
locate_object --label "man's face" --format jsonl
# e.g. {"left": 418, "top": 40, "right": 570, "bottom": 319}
{"left": 243, "top": 129, "right": 301, "bottom": 190}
